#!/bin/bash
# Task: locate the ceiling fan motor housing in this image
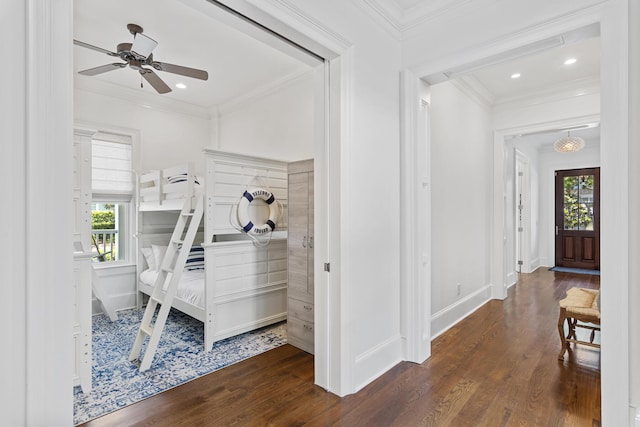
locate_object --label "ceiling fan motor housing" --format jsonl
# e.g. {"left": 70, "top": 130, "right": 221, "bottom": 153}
{"left": 75, "top": 23, "right": 208, "bottom": 94}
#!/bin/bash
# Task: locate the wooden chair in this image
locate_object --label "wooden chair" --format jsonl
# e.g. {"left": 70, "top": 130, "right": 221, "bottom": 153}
{"left": 557, "top": 287, "right": 600, "bottom": 360}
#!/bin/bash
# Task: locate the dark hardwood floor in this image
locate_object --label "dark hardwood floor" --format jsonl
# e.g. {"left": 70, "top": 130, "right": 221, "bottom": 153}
{"left": 80, "top": 268, "right": 600, "bottom": 426}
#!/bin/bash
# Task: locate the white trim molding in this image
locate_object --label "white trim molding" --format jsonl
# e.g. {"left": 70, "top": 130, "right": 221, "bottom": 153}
{"left": 354, "top": 334, "right": 403, "bottom": 392}
{"left": 217, "top": 68, "right": 313, "bottom": 115}
{"left": 399, "top": 69, "right": 431, "bottom": 364}
{"left": 431, "top": 285, "right": 492, "bottom": 340}
{"left": 25, "top": 0, "right": 75, "bottom": 424}
{"left": 360, "top": 0, "right": 474, "bottom": 36}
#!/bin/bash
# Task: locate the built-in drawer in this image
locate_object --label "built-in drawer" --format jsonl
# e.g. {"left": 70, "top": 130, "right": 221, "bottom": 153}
{"left": 287, "top": 316, "right": 314, "bottom": 354}
{"left": 288, "top": 297, "right": 314, "bottom": 323}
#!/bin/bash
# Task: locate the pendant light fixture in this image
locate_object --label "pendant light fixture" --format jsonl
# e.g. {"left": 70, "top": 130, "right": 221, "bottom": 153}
{"left": 553, "top": 131, "right": 586, "bottom": 153}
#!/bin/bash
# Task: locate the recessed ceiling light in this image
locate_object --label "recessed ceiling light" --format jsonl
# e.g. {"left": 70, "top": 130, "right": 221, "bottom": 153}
{"left": 511, "top": 73, "right": 521, "bottom": 79}
{"left": 564, "top": 58, "right": 577, "bottom": 65}
{"left": 176, "top": 83, "right": 187, "bottom": 89}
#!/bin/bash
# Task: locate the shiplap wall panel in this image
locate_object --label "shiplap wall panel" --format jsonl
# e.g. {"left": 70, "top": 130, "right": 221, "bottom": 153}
{"left": 203, "top": 149, "right": 289, "bottom": 239}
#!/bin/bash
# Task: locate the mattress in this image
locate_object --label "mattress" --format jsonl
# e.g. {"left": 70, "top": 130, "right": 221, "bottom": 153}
{"left": 140, "top": 269, "right": 205, "bottom": 308}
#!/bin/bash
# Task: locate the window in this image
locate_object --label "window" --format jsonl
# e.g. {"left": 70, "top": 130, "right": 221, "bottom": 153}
{"left": 91, "top": 133, "right": 134, "bottom": 264}
{"left": 563, "top": 174, "right": 595, "bottom": 231}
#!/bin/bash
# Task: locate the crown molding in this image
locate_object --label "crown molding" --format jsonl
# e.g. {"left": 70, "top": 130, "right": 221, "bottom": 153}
{"left": 245, "top": 0, "right": 353, "bottom": 55}
{"left": 358, "top": 0, "right": 404, "bottom": 38}
{"left": 492, "top": 75, "right": 600, "bottom": 112}
{"left": 360, "top": 0, "right": 472, "bottom": 37}
{"left": 451, "top": 75, "right": 494, "bottom": 109}
{"left": 217, "top": 68, "right": 314, "bottom": 115}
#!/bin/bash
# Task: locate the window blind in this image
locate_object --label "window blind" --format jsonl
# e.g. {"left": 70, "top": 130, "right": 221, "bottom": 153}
{"left": 92, "top": 135, "right": 133, "bottom": 196}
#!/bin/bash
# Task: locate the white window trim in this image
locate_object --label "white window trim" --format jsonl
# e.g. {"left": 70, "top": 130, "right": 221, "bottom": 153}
{"left": 75, "top": 122, "right": 140, "bottom": 269}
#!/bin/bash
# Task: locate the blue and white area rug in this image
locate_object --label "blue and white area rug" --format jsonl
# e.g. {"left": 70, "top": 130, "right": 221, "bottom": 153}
{"left": 74, "top": 309, "right": 287, "bottom": 425}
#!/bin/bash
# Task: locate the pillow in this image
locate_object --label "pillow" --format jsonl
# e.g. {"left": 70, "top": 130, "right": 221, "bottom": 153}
{"left": 141, "top": 247, "right": 156, "bottom": 271}
{"left": 184, "top": 246, "right": 205, "bottom": 271}
{"left": 168, "top": 173, "right": 200, "bottom": 185}
{"left": 151, "top": 245, "right": 168, "bottom": 271}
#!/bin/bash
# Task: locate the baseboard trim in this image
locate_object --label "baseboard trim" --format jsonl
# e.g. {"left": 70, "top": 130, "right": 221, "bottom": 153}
{"left": 431, "top": 284, "right": 492, "bottom": 339}
{"left": 353, "top": 334, "right": 403, "bottom": 392}
{"left": 506, "top": 271, "right": 517, "bottom": 288}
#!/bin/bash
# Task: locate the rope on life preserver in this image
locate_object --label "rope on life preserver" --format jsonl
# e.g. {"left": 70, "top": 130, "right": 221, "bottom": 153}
{"left": 237, "top": 187, "right": 281, "bottom": 235}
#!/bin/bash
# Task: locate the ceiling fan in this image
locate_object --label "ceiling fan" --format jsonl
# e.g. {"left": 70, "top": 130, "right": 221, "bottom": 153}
{"left": 74, "top": 23, "right": 208, "bottom": 94}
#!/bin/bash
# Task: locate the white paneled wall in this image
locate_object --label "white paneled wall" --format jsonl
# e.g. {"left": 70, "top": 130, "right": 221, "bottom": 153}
{"left": 203, "top": 149, "right": 289, "bottom": 240}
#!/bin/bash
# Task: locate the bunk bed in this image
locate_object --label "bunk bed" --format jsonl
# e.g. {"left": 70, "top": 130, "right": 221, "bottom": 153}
{"left": 136, "top": 159, "right": 288, "bottom": 353}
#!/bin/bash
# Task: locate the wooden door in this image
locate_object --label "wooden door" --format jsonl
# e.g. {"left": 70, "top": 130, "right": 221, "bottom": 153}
{"left": 554, "top": 168, "right": 600, "bottom": 270}
{"left": 288, "top": 169, "right": 312, "bottom": 300}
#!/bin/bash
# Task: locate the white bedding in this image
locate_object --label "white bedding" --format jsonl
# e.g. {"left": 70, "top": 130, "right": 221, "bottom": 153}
{"left": 140, "top": 269, "right": 205, "bottom": 308}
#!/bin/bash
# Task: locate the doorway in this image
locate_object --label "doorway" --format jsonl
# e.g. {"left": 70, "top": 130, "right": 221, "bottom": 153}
{"left": 554, "top": 167, "right": 600, "bottom": 270}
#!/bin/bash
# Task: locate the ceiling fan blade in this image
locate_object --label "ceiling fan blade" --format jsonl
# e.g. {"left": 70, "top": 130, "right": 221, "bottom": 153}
{"left": 78, "top": 63, "right": 127, "bottom": 76}
{"left": 74, "top": 39, "right": 118, "bottom": 57}
{"left": 131, "top": 33, "right": 158, "bottom": 59}
{"left": 152, "top": 61, "right": 208, "bottom": 80}
{"left": 140, "top": 69, "right": 172, "bottom": 94}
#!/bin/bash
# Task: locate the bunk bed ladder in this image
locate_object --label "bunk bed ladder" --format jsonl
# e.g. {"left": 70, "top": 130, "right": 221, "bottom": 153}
{"left": 129, "top": 193, "right": 204, "bottom": 372}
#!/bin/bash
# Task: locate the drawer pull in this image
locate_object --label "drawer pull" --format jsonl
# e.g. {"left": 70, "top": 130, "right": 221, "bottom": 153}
{"left": 303, "top": 324, "right": 313, "bottom": 331}
{"left": 303, "top": 305, "right": 312, "bottom": 311}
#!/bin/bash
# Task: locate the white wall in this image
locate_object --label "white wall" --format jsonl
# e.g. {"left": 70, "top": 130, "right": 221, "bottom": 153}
{"left": 276, "top": 0, "right": 403, "bottom": 392}
{"left": 74, "top": 89, "right": 212, "bottom": 174}
{"left": 217, "top": 70, "right": 315, "bottom": 161}
{"left": 429, "top": 81, "right": 492, "bottom": 336}
{"left": 2, "top": 1, "right": 28, "bottom": 424}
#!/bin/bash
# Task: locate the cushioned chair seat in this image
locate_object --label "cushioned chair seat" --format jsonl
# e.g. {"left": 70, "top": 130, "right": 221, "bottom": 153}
{"left": 559, "top": 287, "right": 600, "bottom": 319}
{"left": 557, "top": 287, "right": 600, "bottom": 360}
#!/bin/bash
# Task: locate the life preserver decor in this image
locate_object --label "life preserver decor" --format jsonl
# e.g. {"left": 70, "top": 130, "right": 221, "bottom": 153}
{"left": 237, "top": 187, "right": 280, "bottom": 235}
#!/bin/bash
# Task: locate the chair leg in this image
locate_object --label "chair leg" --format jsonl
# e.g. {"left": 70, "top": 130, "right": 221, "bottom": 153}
{"left": 569, "top": 318, "right": 578, "bottom": 340}
{"left": 558, "top": 307, "right": 569, "bottom": 360}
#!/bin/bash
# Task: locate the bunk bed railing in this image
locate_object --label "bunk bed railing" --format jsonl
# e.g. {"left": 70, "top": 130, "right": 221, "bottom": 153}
{"left": 138, "top": 163, "right": 199, "bottom": 211}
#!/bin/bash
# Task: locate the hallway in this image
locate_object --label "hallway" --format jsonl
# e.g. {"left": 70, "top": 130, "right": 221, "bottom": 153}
{"left": 81, "top": 268, "right": 600, "bottom": 426}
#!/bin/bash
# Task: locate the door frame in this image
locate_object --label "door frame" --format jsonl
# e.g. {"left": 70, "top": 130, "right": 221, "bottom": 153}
{"left": 400, "top": 4, "right": 632, "bottom": 425}
{"left": 29, "top": 0, "right": 355, "bottom": 423}
{"left": 554, "top": 167, "right": 601, "bottom": 270}
{"left": 514, "top": 148, "right": 531, "bottom": 275}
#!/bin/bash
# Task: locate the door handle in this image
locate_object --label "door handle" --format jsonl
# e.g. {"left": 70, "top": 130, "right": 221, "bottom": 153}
{"left": 555, "top": 226, "right": 559, "bottom": 236}
{"left": 302, "top": 236, "right": 307, "bottom": 248}
{"left": 309, "top": 236, "right": 313, "bottom": 249}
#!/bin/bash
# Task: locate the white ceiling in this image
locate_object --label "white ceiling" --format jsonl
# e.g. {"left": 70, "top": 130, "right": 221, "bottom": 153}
{"left": 467, "top": 35, "right": 600, "bottom": 103}
{"left": 391, "top": 0, "right": 432, "bottom": 9}
{"left": 74, "top": 0, "right": 601, "bottom": 150}
{"left": 452, "top": 28, "right": 601, "bottom": 151}
{"left": 73, "top": 0, "right": 312, "bottom": 110}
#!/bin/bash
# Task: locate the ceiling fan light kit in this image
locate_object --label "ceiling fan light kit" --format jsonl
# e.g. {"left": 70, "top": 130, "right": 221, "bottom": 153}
{"left": 74, "top": 23, "right": 208, "bottom": 94}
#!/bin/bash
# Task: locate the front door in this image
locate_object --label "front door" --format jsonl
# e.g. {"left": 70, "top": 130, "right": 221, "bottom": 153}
{"left": 554, "top": 168, "right": 600, "bottom": 270}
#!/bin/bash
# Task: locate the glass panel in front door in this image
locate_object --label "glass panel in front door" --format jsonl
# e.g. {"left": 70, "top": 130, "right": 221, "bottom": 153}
{"left": 563, "top": 175, "right": 595, "bottom": 231}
